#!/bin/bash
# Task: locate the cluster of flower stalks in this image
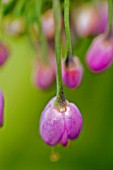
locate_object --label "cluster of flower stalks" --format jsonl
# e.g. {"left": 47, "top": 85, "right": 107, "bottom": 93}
{"left": 0, "top": 0, "right": 113, "bottom": 153}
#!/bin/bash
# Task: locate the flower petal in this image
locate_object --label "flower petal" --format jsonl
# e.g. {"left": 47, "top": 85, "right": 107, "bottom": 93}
{"left": 64, "top": 103, "right": 83, "bottom": 140}
{"left": 40, "top": 106, "right": 64, "bottom": 146}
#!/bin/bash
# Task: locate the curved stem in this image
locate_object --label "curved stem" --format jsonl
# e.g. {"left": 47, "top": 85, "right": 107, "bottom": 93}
{"left": 53, "top": 0, "right": 66, "bottom": 108}
{"left": 35, "top": 0, "right": 48, "bottom": 62}
{"left": 13, "top": 0, "right": 26, "bottom": 17}
{"left": 64, "top": 0, "right": 72, "bottom": 55}
{"left": 107, "top": 0, "right": 113, "bottom": 35}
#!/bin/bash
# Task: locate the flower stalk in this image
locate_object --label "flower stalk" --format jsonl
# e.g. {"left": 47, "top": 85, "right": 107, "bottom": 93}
{"left": 64, "top": 0, "right": 72, "bottom": 57}
{"left": 53, "top": 0, "right": 66, "bottom": 108}
{"left": 107, "top": 0, "right": 113, "bottom": 35}
{"left": 35, "top": 0, "right": 48, "bottom": 62}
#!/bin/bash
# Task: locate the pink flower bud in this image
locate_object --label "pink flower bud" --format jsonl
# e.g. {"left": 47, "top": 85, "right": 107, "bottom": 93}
{"left": 4, "top": 17, "right": 26, "bottom": 36}
{"left": 42, "top": 10, "right": 55, "bottom": 40}
{"left": 72, "top": 5, "right": 99, "bottom": 37}
{"left": 86, "top": 34, "right": 113, "bottom": 72}
{"left": 33, "top": 61, "right": 55, "bottom": 90}
{"left": 62, "top": 57, "right": 83, "bottom": 88}
{"left": 0, "top": 90, "right": 4, "bottom": 127}
{"left": 0, "top": 42, "right": 9, "bottom": 66}
{"left": 42, "top": 9, "right": 62, "bottom": 40}
{"left": 40, "top": 97, "right": 83, "bottom": 146}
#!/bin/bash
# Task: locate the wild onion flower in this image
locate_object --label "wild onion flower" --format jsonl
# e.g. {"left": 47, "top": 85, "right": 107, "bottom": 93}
{"left": 0, "top": 42, "right": 9, "bottom": 66}
{"left": 62, "top": 56, "right": 83, "bottom": 88}
{"left": 86, "top": 34, "right": 113, "bottom": 72}
{"left": 33, "top": 61, "right": 55, "bottom": 89}
{"left": 86, "top": 0, "right": 113, "bottom": 73}
{"left": 72, "top": 5, "right": 99, "bottom": 37}
{"left": 40, "top": 97, "right": 83, "bottom": 146}
{"left": 42, "top": 9, "right": 62, "bottom": 40}
{"left": 42, "top": 9, "right": 55, "bottom": 40}
{"left": 4, "top": 17, "right": 26, "bottom": 36}
{"left": 0, "top": 90, "right": 4, "bottom": 127}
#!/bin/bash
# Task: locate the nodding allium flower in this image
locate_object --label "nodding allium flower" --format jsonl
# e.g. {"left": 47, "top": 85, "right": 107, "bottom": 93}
{"left": 42, "top": 9, "right": 55, "bottom": 40}
{"left": 72, "top": 5, "right": 99, "bottom": 37}
{"left": 86, "top": 34, "right": 113, "bottom": 72}
{"left": 0, "top": 42, "right": 9, "bottom": 66}
{"left": 0, "top": 90, "right": 4, "bottom": 127}
{"left": 40, "top": 97, "right": 83, "bottom": 146}
{"left": 42, "top": 9, "right": 62, "bottom": 40}
{"left": 62, "top": 57, "right": 83, "bottom": 88}
{"left": 4, "top": 17, "right": 26, "bottom": 36}
{"left": 33, "top": 60, "right": 55, "bottom": 90}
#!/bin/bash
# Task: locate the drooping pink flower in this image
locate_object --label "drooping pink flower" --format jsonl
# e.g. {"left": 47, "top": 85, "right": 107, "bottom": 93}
{"left": 33, "top": 60, "right": 55, "bottom": 90}
{"left": 40, "top": 97, "right": 83, "bottom": 146}
{"left": 62, "top": 57, "right": 83, "bottom": 88}
{"left": 72, "top": 5, "right": 99, "bottom": 37}
{"left": 42, "top": 10, "right": 55, "bottom": 40}
{"left": 86, "top": 34, "right": 113, "bottom": 72}
{"left": 0, "top": 42, "right": 9, "bottom": 66}
{"left": 42, "top": 9, "right": 62, "bottom": 40}
{"left": 4, "top": 17, "right": 26, "bottom": 36}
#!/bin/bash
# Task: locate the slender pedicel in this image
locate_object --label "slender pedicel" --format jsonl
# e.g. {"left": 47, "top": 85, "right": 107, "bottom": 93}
{"left": 35, "top": 0, "right": 48, "bottom": 62}
{"left": 53, "top": 0, "right": 66, "bottom": 108}
{"left": 107, "top": 0, "right": 113, "bottom": 35}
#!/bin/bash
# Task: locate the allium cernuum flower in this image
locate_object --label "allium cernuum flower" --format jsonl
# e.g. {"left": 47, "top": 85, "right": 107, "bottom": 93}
{"left": 33, "top": 60, "right": 55, "bottom": 89}
{"left": 0, "top": 42, "right": 9, "bottom": 66}
{"left": 40, "top": 97, "right": 83, "bottom": 146}
{"left": 42, "top": 9, "right": 55, "bottom": 40}
{"left": 62, "top": 57, "right": 83, "bottom": 88}
{"left": 0, "top": 90, "right": 4, "bottom": 127}
{"left": 86, "top": 34, "right": 113, "bottom": 72}
{"left": 73, "top": 5, "right": 99, "bottom": 37}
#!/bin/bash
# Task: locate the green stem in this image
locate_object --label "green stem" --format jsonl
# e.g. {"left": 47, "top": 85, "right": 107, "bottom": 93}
{"left": 35, "top": 0, "right": 48, "bottom": 62}
{"left": 53, "top": 0, "right": 66, "bottom": 108}
{"left": 13, "top": 0, "right": 26, "bottom": 17}
{"left": 64, "top": 0, "right": 72, "bottom": 55}
{"left": 107, "top": 0, "right": 113, "bottom": 35}
{"left": 0, "top": 2, "right": 3, "bottom": 37}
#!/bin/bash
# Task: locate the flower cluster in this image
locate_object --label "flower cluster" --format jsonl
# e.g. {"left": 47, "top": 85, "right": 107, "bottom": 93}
{"left": 0, "top": 0, "right": 113, "bottom": 155}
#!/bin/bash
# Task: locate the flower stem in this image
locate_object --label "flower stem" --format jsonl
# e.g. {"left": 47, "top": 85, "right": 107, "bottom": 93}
{"left": 53, "top": 0, "right": 66, "bottom": 108}
{"left": 13, "top": 0, "right": 26, "bottom": 17}
{"left": 107, "top": 0, "right": 113, "bottom": 35}
{"left": 64, "top": 0, "right": 72, "bottom": 56}
{"left": 35, "top": 0, "right": 48, "bottom": 62}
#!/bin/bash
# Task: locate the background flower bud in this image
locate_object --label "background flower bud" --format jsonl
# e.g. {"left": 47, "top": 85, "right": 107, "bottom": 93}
{"left": 33, "top": 60, "right": 55, "bottom": 90}
{"left": 62, "top": 57, "right": 83, "bottom": 88}
{"left": 86, "top": 34, "right": 113, "bottom": 72}
{"left": 0, "top": 42, "right": 9, "bottom": 66}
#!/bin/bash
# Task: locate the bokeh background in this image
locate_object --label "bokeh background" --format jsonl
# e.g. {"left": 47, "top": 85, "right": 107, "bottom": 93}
{"left": 0, "top": 1, "right": 113, "bottom": 170}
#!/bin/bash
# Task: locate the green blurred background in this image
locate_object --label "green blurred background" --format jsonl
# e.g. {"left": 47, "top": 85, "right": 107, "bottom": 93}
{"left": 0, "top": 34, "right": 113, "bottom": 170}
